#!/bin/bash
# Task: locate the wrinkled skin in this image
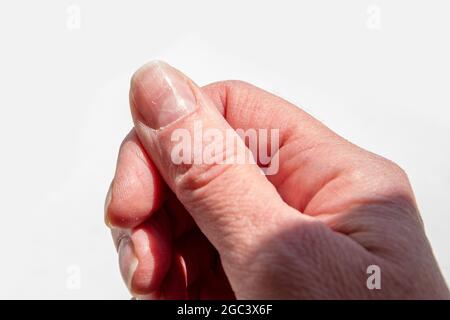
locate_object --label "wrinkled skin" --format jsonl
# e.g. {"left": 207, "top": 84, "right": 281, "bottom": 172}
{"left": 104, "top": 61, "right": 449, "bottom": 299}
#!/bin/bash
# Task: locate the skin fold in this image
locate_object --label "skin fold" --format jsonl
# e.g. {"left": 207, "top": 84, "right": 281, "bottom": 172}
{"left": 104, "top": 61, "right": 450, "bottom": 299}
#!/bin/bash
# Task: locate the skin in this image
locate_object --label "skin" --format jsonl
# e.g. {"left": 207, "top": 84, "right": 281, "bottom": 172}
{"left": 104, "top": 61, "right": 450, "bottom": 299}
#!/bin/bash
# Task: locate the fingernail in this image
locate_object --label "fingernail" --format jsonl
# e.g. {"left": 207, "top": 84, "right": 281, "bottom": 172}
{"left": 130, "top": 61, "right": 197, "bottom": 130}
{"left": 104, "top": 181, "right": 114, "bottom": 228}
{"left": 133, "top": 292, "right": 160, "bottom": 300}
{"left": 118, "top": 236, "right": 138, "bottom": 291}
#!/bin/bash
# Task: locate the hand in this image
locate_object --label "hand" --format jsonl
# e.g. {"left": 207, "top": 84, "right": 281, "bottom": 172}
{"left": 104, "top": 61, "right": 449, "bottom": 299}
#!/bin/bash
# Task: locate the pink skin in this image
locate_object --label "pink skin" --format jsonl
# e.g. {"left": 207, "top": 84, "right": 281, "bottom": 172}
{"left": 105, "top": 61, "right": 450, "bottom": 299}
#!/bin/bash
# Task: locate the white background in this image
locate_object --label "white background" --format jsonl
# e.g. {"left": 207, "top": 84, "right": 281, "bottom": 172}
{"left": 0, "top": 0, "right": 449, "bottom": 299}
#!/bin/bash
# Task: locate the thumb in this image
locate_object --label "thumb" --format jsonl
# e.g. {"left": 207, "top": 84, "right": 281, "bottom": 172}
{"left": 129, "top": 61, "right": 301, "bottom": 256}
